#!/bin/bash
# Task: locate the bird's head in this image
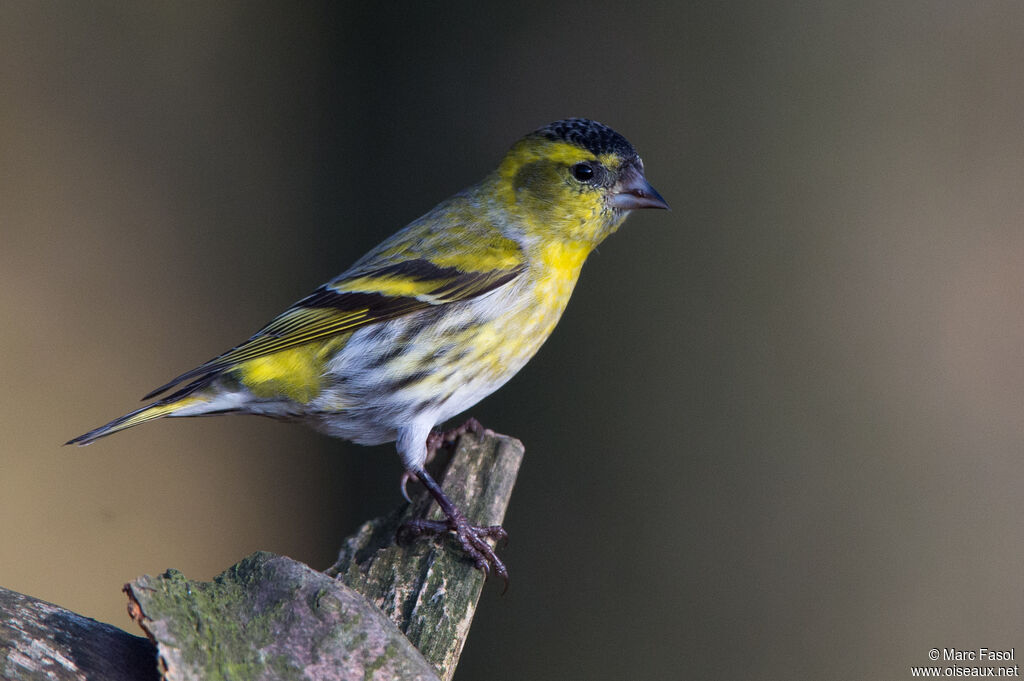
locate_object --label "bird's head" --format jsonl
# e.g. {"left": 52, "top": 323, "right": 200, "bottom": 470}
{"left": 494, "top": 118, "right": 668, "bottom": 246}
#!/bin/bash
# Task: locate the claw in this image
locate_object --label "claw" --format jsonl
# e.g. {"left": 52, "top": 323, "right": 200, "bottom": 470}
{"left": 443, "top": 417, "right": 486, "bottom": 444}
{"left": 399, "top": 471, "right": 414, "bottom": 503}
{"left": 401, "top": 515, "right": 509, "bottom": 592}
{"left": 433, "top": 417, "right": 487, "bottom": 451}
{"left": 398, "top": 465, "right": 510, "bottom": 591}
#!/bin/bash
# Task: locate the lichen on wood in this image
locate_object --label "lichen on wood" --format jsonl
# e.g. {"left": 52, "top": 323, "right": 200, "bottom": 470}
{"left": 327, "top": 429, "right": 524, "bottom": 680}
{"left": 125, "top": 552, "right": 439, "bottom": 681}
{"left": 0, "top": 429, "right": 524, "bottom": 681}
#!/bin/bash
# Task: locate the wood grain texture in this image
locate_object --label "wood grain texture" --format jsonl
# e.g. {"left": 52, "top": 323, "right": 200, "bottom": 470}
{"left": 0, "top": 429, "right": 523, "bottom": 681}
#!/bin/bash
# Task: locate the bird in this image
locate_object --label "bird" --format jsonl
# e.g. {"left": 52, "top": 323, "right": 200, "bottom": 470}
{"left": 67, "top": 118, "right": 668, "bottom": 582}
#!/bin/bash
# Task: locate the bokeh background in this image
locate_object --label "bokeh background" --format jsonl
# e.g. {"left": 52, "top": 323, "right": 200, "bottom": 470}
{"left": 3, "top": 2, "right": 1024, "bottom": 679}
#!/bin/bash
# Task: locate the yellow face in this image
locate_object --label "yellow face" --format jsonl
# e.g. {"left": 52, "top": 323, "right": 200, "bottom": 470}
{"left": 494, "top": 137, "right": 632, "bottom": 244}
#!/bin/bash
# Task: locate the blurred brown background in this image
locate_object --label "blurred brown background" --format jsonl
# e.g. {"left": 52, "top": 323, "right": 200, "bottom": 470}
{"left": 3, "top": 2, "right": 1024, "bottom": 679}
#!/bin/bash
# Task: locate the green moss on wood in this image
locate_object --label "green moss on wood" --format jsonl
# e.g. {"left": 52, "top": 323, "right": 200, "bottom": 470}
{"left": 328, "top": 430, "right": 524, "bottom": 680}
{"left": 119, "top": 430, "right": 522, "bottom": 681}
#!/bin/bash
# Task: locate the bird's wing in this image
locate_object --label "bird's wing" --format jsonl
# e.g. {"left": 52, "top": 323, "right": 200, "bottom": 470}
{"left": 142, "top": 255, "right": 524, "bottom": 400}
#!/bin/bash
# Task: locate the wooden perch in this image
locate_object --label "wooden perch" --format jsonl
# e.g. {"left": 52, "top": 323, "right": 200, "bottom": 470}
{"left": 0, "top": 586, "right": 158, "bottom": 681}
{"left": 327, "top": 428, "right": 524, "bottom": 678}
{"left": 0, "top": 429, "right": 524, "bottom": 680}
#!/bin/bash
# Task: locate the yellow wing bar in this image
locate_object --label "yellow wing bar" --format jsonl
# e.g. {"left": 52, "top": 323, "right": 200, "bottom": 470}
{"left": 141, "top": 258, "right": 523, "bottom": 400}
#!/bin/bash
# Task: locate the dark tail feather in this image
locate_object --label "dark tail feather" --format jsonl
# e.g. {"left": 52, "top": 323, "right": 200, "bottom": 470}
{"left": 67, "top": 376, "right": 218, "bottom": 446}
{"left": 142, "top": 368, "right": 219, "bottom": 401}
{"left": 66, "top": 400, "right": 188, "bottom": 446}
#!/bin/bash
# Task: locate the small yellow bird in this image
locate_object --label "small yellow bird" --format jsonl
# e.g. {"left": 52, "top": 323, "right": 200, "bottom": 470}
{"left": 68, "top": 118, "right": 667, "bottom": 581}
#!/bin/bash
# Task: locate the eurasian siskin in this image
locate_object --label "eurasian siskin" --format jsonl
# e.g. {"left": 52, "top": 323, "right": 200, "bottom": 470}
{"left": 68, "top": 118, "right": 668, "bottom": 579}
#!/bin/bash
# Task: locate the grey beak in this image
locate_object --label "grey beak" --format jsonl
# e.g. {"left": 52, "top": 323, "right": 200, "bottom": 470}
{"left": 609, "top": 166, "right": 669, "bottom": 211}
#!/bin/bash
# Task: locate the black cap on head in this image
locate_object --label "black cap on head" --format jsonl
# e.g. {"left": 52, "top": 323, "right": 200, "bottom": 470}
{"left": 532, "top": 118, "right": 638, "bottom": 160}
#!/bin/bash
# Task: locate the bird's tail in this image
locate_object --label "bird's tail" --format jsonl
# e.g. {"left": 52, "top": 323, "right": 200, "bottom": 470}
{"left": 65, "top": 395, "right": 208, "bottom": 446}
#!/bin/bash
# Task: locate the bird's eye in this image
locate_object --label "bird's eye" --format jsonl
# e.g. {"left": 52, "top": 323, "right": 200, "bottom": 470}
{"left": 571, "top": 162, "right": 595, "bottom": 182}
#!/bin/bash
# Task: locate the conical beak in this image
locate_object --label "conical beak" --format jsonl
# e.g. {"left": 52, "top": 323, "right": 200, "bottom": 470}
{"left": 609, "top": 165, "right": 669, "bottom": 211}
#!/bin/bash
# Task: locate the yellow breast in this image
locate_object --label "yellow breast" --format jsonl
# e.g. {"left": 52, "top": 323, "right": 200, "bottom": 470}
{"left": 478, "top": 239, "right": 592, "bottom": 375}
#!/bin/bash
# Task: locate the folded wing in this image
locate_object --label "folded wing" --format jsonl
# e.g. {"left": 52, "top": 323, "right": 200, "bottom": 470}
{"left": 142, "top": 257, "right": 524, "bottom": 400}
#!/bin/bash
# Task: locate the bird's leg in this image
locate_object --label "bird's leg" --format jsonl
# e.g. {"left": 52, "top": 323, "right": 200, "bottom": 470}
{"left": 399, "top": 466, "right": 509, "bottom": 590}
{"left": 399, "top": 417, "right": 488, "bottom": 502}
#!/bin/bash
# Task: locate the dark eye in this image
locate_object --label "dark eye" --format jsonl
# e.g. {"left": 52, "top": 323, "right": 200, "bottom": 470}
{"left": 571, "top": 162, "right": 595, "bottom": 182}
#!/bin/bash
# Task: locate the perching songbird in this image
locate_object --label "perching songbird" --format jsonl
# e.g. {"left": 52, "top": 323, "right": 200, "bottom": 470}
{"left": 68, "top": 118, "right": 668, "bottom": 581}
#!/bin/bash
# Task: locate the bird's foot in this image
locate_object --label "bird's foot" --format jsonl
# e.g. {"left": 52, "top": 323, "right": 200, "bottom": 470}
{"left": 426, "top": 416, "right": 487, "bottom": 454}
{"left": 398, "top": 463, "right": 509, "bottom": 590}
{"left": 400, "top": 417, "right": 488, "bottom": 502}
{"left": 400, "top": 510, "right": 509, "bottom": 591}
